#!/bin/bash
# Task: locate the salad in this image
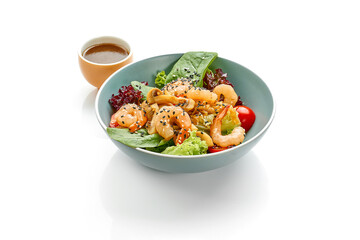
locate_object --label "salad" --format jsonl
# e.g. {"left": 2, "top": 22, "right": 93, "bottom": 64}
{"left": 107, "top": 52, "right": 256, "bottom": 155}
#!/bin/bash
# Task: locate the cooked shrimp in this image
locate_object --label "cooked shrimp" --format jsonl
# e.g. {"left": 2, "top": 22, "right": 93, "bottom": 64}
{"left": 143, "top": 103, "right": 159, "bottom": 134}
{"left": 154, "top": 106, "right": 191, "bottom": 141}
{"left": 213, "top": 84, "right": 238, "bottom": 106}
{"left": 146, "top": 115, "right": 157, "bottom": 135}
{"left": 140, "top": 101, "right": 154, "bottom": 120}
{"left": 210, "top": 105, "right": 245, "bottom": 147}
{"left": 213, "top": 101, "right": 228, "bottom": 114}
{"left": 109, "top": 103, "right": 147, "bottom": 132}
{"left": 185, "top": 87, "right": 218, "bottom": 104}
{"left": 163, "top": 78, "right": 193, "bottom": 96}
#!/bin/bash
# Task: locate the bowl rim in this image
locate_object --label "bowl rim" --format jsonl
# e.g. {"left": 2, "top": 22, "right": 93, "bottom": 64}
{"left": 95, "top": 53, "right": 276, "bottom": 158}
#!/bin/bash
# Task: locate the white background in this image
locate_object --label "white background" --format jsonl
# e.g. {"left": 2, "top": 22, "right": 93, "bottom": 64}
{"left": 1, "top": 0, "right": 360, "bottom": 239}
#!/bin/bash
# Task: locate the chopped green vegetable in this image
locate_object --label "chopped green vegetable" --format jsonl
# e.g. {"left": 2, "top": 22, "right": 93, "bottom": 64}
{"left": 155, "top": 71, "right": 167, "bottom": 88}
{"left": 146, "top": 139, "right": 175, "bottom": 153}
{"left": 131, "top": 81, "right": 154, "bottom": 100}
{"left": 161, "top": 131, "right": 208, "bottom": 155}
{"left": 107, "top": 128, "right": 163, "bottom": 148}
{"left": 221, "top": 106, "right": 240, "bottom": 135}
{"left": 195, "top": 113, "right": 215, "bottom": 133}
{"left": 165, "top": 52, "right": 218, "bottom": 87}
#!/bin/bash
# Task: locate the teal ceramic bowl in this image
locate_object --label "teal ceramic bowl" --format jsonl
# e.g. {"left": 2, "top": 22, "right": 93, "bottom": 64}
{"left": 95, "top": 54, "right": 275, "bottom": 173}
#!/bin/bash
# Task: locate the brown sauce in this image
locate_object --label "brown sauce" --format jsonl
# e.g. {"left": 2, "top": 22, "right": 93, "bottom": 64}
{"left": 83, "top": 43, "right": 129, "bottom": 64}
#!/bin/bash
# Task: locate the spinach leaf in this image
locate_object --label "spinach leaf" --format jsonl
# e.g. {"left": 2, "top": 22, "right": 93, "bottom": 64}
{"left": 146, "top": 139, "right": 175, "bottom": 153}
{"left": 107, "top": 128, "right": 163, "bottom": 148}
{"left": 131, "top": 81, "right": 154, "bottom": 100}
{"left": 165, "top": 52, "right": 218, "bottom": 87}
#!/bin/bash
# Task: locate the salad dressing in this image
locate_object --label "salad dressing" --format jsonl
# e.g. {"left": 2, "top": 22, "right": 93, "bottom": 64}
{"left": 83, "top": 43, "right": 129, "bottom": 64}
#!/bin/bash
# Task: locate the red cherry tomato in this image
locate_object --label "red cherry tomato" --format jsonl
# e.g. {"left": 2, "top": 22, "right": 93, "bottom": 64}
{"left": 235, "top": 105, "right": 256, "bottom": 132}
{"left": 208, "top": 146, "right": 232, "bottom": 153}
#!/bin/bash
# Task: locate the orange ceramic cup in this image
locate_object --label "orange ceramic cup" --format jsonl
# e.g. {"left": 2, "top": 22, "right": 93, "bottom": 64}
{"left": 78, "top": 36, "right": 133, "bottom": 88}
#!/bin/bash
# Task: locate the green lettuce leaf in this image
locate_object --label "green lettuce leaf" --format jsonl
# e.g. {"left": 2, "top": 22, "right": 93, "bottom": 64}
{"left": 195, "top": 114, "right": 215, "bottom": 133}
{"left": 155, "top": 71, "right": 167, "bottom": 88}
{"left": 221, "top": 106, "right": 241, "bottom": 135}
{"left": 161, "top": 131, "right": 208, "bottom": 155}
{"left": 146, "top": 139, "right": 175, "bottom": 153}
{"left": 131, "top": 81, "right": 154, "bottom": 100}
{"left": 107, "top": 128, "right": 163, "bottom": 148}
{"left": 165, "top": 52, "right": 218, "bottom": 87}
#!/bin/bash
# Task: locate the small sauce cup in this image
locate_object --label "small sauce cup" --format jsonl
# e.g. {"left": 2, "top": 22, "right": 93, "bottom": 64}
{"left": 78, "top": 36, "right": 133, "bottom": 88}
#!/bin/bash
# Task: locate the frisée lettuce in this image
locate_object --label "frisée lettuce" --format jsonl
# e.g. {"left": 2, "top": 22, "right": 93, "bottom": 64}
{"left": 161, "top": 131, "right": 208, "bottom": 155}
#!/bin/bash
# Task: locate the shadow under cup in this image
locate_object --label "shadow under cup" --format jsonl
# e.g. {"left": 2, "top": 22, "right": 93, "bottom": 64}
{"left": 78, "top": 36, "right": 133, "bottom": 88}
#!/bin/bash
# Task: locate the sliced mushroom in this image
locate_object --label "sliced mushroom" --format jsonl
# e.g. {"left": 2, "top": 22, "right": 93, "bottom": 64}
{"left": 147, "top": 88, "right": 163, "bottom": 104}
{"left": 178, "top": 98, "right": 195, "bottom": 111}
{"left": 153, "top": 95, "right": 180, "bottom": 105}
{"left": 190, "top": 124, "right": 198, "bottom": 131}
{"left": 196, "top": 131, "right": 214, "bottom": 147}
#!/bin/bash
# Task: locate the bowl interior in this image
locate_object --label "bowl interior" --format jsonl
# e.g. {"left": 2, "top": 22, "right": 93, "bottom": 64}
{"left": 96, "top": 54, "right": 274, "bottom": 151}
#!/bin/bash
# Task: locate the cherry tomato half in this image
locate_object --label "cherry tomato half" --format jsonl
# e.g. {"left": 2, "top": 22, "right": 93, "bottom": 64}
{"left": 208, "top": 146, "right": 233, "bottom": 153}
{"left": 235, "top": 105, "right": 256, "bottom": 132}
